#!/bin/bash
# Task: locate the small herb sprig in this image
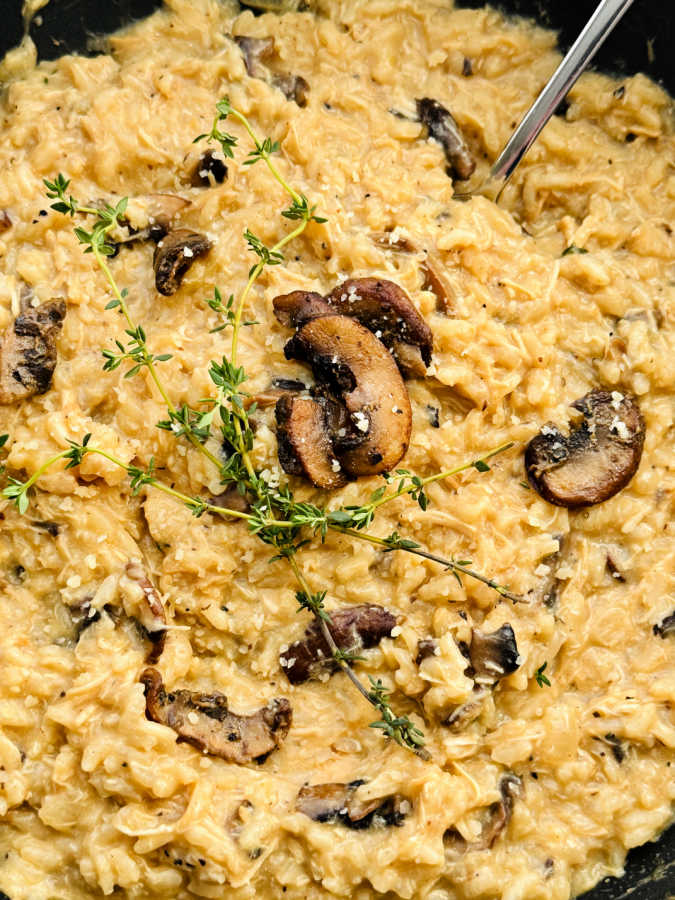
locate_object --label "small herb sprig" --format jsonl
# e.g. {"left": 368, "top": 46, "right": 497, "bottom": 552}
{"left": 535, "top": 662, "right": 552, "bottom": 688}
{"left": 3, "top": 98, "right": 523, "bottom": 759}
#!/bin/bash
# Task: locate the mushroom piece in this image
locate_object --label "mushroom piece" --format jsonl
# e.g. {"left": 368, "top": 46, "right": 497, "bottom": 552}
{"left": 275, "top": 393, "right": 348, "bottom": 490}
{"left": 416, "top": 98, "right": 476, "bottom": 181}
{"left": 444, "top": 774, "right": 522, "bottom": 852}
{"left": 479, "top": 774, "right": 523, "bottom": 848}
{"left": 209, "top": 485, "right": 251, "bottom": 515}
{"left": 274, "top": 73, "right": 310, "bottom": 107}
{"left": 153, "top": 229, "right": 212, "bottom": 296}
{"left": 0, "top": 209, "right": 12, "bottom": 233}
{"left": 283, "top": 315, "right": 412, "bottom": 476}
{"left": 104, "top": 193, "right": 191, "bottom": 249}
{"left": 443, "top": 686, "right": 488, "bottom": 731}
{"left": 234, "top": 35, "right": 276, "bottom": 78}
{"left": 416, "top": 638, "right": 438, "bottom": 665}
{"left": 296, "top": 781, "right": 408, "bottom": 829}
{"left": 525, "top": 390, "right": 646, "bottom": 508}
{"left": 280, "top": 604, "right": 397, "bottom": 684}
{"left": 190, "top": 149, "right": 228, "bottom": 187}
{"left": 140, "top": 667, "right": 292, "bottom": 764}
{"left": 0, "top": 300, "right": 66, "bottom": 404}
{"left": 654, "top": 612, "right": 675, "bottom": 638}
{"left": 272, "top": 290, "right": 333, "bottom": 329}
{"left": 469, "top": 624, "right": 520, "bottom": 685}
{"left": 326, "top": 278, "right": 433, "bottom": 379}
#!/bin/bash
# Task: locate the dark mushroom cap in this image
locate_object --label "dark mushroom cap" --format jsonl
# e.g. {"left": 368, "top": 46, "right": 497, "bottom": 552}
{"left": 469, "top": 624, "right": 520, "bottom": 684}
{"left": 326, "top": 278, "right": 433, "bottom": 378}
{"left": 0, "top": 300, "right": 66, "bottom": 404}
{"left": 234, "top": 35, "right": 276, "bottom": 78}
{"left": 525, "top": 389, "right": 646, "bottom": 508}
{"left": 140, "top": 667, "right": 292, "bottom": 764}
{"left": 654, "top": 612, "right": 675, "bottom": 638}
{"left": 190, "top": 150, "right": 228, "bottom": 187}
{"left": 280, "top": 604, "right": 397, "bottom": 684}
{"left": 274, "top": 73, "right": 310, "bottom": 107}
{"left": 284, "top": 315, "right": 412, "bottom": 476}
{"left": 275, "top": 393, "right": 348, "bottom": 490}
{"left": 273, "top": 290, "right": 333, "bottom": 329}
{"left": 416, "top": 98, "right": 475, "bottom": 181}
{"left": 296, "top": 781, "right": 408, "bottom": 829}
{"left": 153, "top": 229, "right": 212, "bottom": 296}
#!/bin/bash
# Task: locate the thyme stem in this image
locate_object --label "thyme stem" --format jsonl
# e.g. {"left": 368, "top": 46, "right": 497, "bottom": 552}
{"left": 337, "top": 527, "right": 522, "bottom": 603}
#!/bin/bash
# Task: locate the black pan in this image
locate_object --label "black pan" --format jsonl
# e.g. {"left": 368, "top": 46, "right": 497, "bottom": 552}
{"left": 0, "top": 1, "right": 673, "bottom": 898}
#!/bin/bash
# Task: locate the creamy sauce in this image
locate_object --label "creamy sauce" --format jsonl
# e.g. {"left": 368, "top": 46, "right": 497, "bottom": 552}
{"left": 0, "top": 1, "right": 674, "bottom": 898}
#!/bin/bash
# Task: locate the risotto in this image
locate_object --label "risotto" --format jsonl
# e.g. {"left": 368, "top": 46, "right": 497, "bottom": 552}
{"left": 0, "top": 1, "right": 673, "bottom": 898}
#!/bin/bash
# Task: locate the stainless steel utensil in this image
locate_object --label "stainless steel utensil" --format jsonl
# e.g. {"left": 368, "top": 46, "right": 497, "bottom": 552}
{"left": 455, "top": 0, "right": 635, "bottom": 201}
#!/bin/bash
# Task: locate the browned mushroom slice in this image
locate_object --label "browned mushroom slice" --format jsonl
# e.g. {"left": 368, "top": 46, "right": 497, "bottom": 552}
{"left": 296, "top": 781, "right": 408, "bottom": 829}
{"left": 654, "top": 612, "right": 675, "bottom": 638}
{"left": 272, "top": 291, "right": 333, "bottom": 329}
{"left": 153, "top": 229, "right": 212, "bottom": 296}
{"left": 370, "top": 231, "right": 417, "bottom": 253}
{"left": 0, "top": 300, "right": 66, "bottom": 404}
{"left": 415, "top": 638, "right": 438, "bottom": 665}
{"left": 416, "top": 98, "right": 476, "bottom": 181}
{"left": 0, "top": 210, "right": 12, "bottom": 233}
{"left": 280, "top": 604, "right": 397, "bottom": 684}
{"left": 274, "top": 73, "right": 310, "bottom": 106}
{"left": 479, "top": 774, "right": 522, "bottom": 848}
{"left": 209, "top": 485, "right": 251, "bottom": 515}
{"left": 525, "top": 390, "right": 646, "bottom": 508}
{"left": 284, "top": 316, "right": 412, "bottom": 476}
{"left": 275, "top": 393, "right": 347, "bottom": 490}
{"left": 444, "top": 774, "right": 522, "bottom": 852}
{"left": 421, "top": 259, "right": 454, "bottom": 314}
{"left": 190, "top": 150, "right": 228, "bottom": 187}
{"left": 469, "top": 624, "right": 520, "bottom": 685}
{"left": 443, "top": 686, "right": 488, "bottom": 731}
{"left": 234, "top": 35, "right": 276, "bottom": 78}
{"left": 140, "top": 667, "right": 292, "bottom": 764}
{"left": 326, "top": 278, "right": 433, "bottom": 379}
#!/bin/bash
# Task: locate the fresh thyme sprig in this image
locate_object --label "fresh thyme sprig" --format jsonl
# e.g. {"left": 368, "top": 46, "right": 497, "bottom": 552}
{"left": 286, "top": 552, "right": 428, "bottom": 757}
{"left": 3, "top": 99, "right": 526, "bottom": 759}
{"left": 535, "top": 662, "right": 552, "bottom": 687}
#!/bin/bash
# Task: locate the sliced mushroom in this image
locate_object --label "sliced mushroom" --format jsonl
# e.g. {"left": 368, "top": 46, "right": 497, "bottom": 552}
{"left": 123, "top": 561, "right": 166, "bottom": 633}
{"left": 443, "top": 686, "right": 488, "bottom": 731}
{"left": 416, "top": 98, "right": 475, "bottom": 181}
{"left": 416, "top": 638, "right": 438, "bottom": 665}
{"left": 421, "top": 258, "right": 454, "bottom": 314}
{"left": 280, "top": 604, "right": 397, "bottom": 684}
{"left": 326, "top": 278, "right": 433, "bottom": 379}
{"left": 296, "top": 781, "right": 408, "bottom": 829}
{"left": 284, "top": 316, "right": 412, "bottom": 476}
{"left": 0, "top": 210, "right": 12, "bottom": 233}
{"left": 274, "top": 73, "right": 309, "bottom": 107}
{"left": 479, "top": 774, "right": 522, "bottom": 848}
{"left": 140, "top": 667, "right": 292, "bottom": 764}
{"left": 234, "top": 35, "right": 275, "bottom": 78}
{"left": 469, "top": 624, "right": 520, "bottom": 685}
{"left": 105, "top": 193, "right": 191, "bottom": 248}
{"left": 370, "top": 231, "right": 417, "bottom": 253}
{"left": 275, "top": 393, "right": 347, "bottom": 490}
{"left": 654, "top": 612, "right": 675, "bottom": 638}
{"left": 31, "top": 519, "right": 60, "bottom": 536}
{"left": 153, "top": 229, "right": 212, "bottom": 296}
{"left": 190, "top": 150, "right": 228, "bottom": 187}
{"left": 525, "top": 390, "right": 646, "bottom": 508}
{"left": 209, "top": 485, "right": 251, "bottom": 515}
{"left": 444, "top": 773, "right": 522, "bottom": 853}
{"left": 273, "top": 291, "right": 333, "bottom": 329}
{"left": 0, "top": 300, "right": 66, "bottom": 404}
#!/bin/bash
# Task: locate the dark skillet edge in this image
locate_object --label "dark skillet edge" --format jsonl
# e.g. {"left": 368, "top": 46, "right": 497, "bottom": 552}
{"left": 0, "top": 0, "right": 673, "bottom": 898}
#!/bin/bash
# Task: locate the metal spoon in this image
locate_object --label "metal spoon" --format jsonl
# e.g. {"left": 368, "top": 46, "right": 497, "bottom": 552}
{"left": 455, "top": 0, "right": 635, "bottom": 202}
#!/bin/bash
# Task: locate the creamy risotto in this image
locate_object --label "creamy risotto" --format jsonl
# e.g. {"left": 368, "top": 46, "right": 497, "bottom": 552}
{"left": 0, "top": 1, "right": 674, "bottom": 898}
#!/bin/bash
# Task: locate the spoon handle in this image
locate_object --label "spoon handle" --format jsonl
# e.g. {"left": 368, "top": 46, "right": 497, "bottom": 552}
{"left": 485, "top": 0, "right": 634, "bottom": 200}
